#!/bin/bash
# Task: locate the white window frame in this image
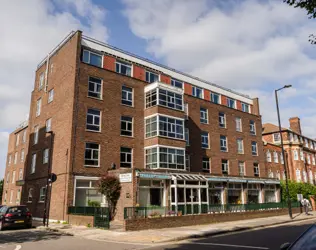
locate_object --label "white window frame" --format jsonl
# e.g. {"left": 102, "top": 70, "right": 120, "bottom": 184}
{"left": 18, "top": 169, "right": 23, "bottom": 180}
{"left": 34, "top": 125, "right": 39, "bottom": 144}
{"left": 192, "top": 86, "right": 203, "bottom": 99}
{"left": 28, "top": 188, "right": 33, "bottom": 203}
{"left": 43, "top": 148, "right": 49, "bottom": 164}
{"left": 220, "top": 135, "right": 228, "bottom": 152}
{"left": 20, "top": 149, "right": 24, "bottom": 162}
{"left": 201, "top": 132, "right": 209, "bottom": 149}
{"left": 12, "top": 171, "right": 15, "bottom": 184}
{"left": 250, "top": 120, "right": 256, "bottom": 135}
{"left": 293, "top": 150, "right": 299, "bottom": 160}
{"left": 116, "top": 60, "right": 132, "bottom": 76}
{"left": 241, "top": 102, "right": 249, "bottom": 113}
{"left": 36, "top": 98, "right": 42, "bottom": 117}
{"left": 222, "top": 159, "right": 229, "bottom": 174}
{"left": 273, "top": 133, "right": 281, "bottom": 142}
{"left": 235, "top": 117, "right": 242, "bottom": 132}
{"left": 251, "top": 141, "right": 258, "bottom": 156}
{"left": 31, "top": 153, "right": 36, "bottom": 174}
{"left": 300, "top": 150, "right": 304, "bottom": 161}
{"left": 46, "top": 118, "right": 52, "bottom": 132}
{"left": 237, "top": 139, "right": 244, "bottom": 154}
{"left": 227, "top": 98, "right": 236, "bottom": 109}
{"left": 238, "top": 161, "right": 245, "bottom": 176}
{"left": 22, "top": 130, "right": 26, "bottom": 143}
{"left": 211, "top": 92, "right": 220, "bottom": 104}
{"left": 6, "top": 172, "right": 10, "bottom": 184}
{"left": 171, "top": 78, "right": 183, "bottom": 89}
{"left": 145, "top": 70, "right": 159, "bottom": 83}
{"left": 158, "top": 115, "right": 184, "bottom": 140}
{"left": 39, "top": 187, "right": 46, "bottom": 203}
{"left": 266, "top": 150, "right": 272, "bottom": 162}
{"left": 307, "top": 154, "right": 311, "bottom": 164}
{"left": 312, "top": 155, "right": 316, "bottom": 165}
{"left": 9, "top": 190, "right": 13, "bottom": 204}
{"left": 200, "top": 107, "right": 208, "bottom": 124}
{"left": 296, "top": 169, "right": 301, "bottom": 182}
{"left": 185, "top": 128, "right": 189, "bottom": 146}
{"left": 86, "top": 109, "right": 101, "bottom": 132}
{"left": 16, "top": 134, "right": 19, "bottom": 146}
{"left": 120, "top": 147, "right": 133, "bottom": 168}
{"left": 88, "top": 77, "right": 102, "bottom": 99}
{"left": 303, "top": 170, "right": 307, "bottom": 183}
{"left": 273, "top": 151, "right": 279, "bottom": 163}
{"left": 84, "top": 143, "right": 100, "bottom": 167}
{"left": 280, "top": 153, "right": 284, "bottom": 164}
{"left": 121, "top": 116, "right": 133, "bottom": 137}
{"left": 202, "top": 157, "right": 210, "bottom": 171}
{"left": 8, "top": 154, "right": 11, "bottom": 165}
{"left": 14, "top": 152, "right": 18, "bottom": 164}
{"left": 48, "top": 89, "right": 54, "bottom": 103}
{"left": 82, "top": 50, "right": 103, "bottom": 67}
{"left": 219, "top": 112, "right": 226, "bottom": 128}
{"left": 254, "top": 163, "right": 260, "bottom": 177}
{"left": 39, "top": 72, "right": 44, "bottom": 90}
{"left": 122, "top": 86, "right": 133, "bottom": 106}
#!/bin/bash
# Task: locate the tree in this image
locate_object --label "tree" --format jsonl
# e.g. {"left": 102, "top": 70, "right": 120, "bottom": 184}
{"left": 280, "top": 180, "right": 316, "bottom": 201}
{"left": 0, "top": 179, "right": 3, "bottom": 204}
{"left": 284, "top": 0, "right": 316, "bottom": 44}
{"left": 98, "top": 173, "right": 121, "bottom": 221}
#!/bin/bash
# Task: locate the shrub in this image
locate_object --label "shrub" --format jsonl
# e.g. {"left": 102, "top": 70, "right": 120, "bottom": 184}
{"left": 280, "top": 181, "right": 316, "bottom": 201}
{"left": 88, "top": 200, "right": 101, "bottom": 207}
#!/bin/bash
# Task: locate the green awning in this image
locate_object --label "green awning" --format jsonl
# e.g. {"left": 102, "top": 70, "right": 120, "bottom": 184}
{"left": 138, "top": 173, "right": 171, "bottom": 180}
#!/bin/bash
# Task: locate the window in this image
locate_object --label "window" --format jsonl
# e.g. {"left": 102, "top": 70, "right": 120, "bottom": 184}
{"left": 31, "top": 153, "right": 36, "bottom": 174}
{"left": 309, "top": 170, "right": 314, "bottom": 184}
{"left": 19, "top": 169, "right": 23, "bottom": 180}
{"left": 202, "top": 157, "right": 210, "bottom": 172}
{"left": 16, "top": 189, "right": 21, "bottom": 204}
{"left": 303, "top": 170, "right": 307, "bottom": 183}
{"left": 186, "top": 155, "right": 190, "bottom": 171}
{"left": 14, "top": 152, "right": 18, "bottom": 164}
{"left": 307, "top": 154, "right": 311, "bottom": 164}
{"left": 219, "top": 112, "right": 226, "bottom": 128}
{"left": 313, "top": 155, "right": 316, "bottom": 165}
{"left": 283, "top": 171, "right": 286, "bottom": 180}
{"left": 289, "top": 133, "right": 293, "bottom": 142}
{"left": 39, "top": 72, "right": 44, "bottom": 90}
{"left": 296, "top": 169, "right": 301, "bottom": 182}
{"left": 222, "top": 159, "right": 229, "bottom": 174}
{"left": 266, "top": 151, "right": 272, "bottom": 162}
{"left": 145, "top": 116, "right": 157, "bottom": 138}
{"left": 171, "top": 78, "right": 183, "bottom": 89}
{"left": 34, "top": 126, "right": 39, "bottom": 144}
{"left": 280, "top": 153, "right": 284, "bottom": 164}
{"left": 28, "top": 188, "right": 33, "bottom": 203}
{"left": 184, "top": 103, "right": 189, "bottom": 119}
{"left": 293, "top": 150, "right": 299, "bottom": 160}
{"left": 201, "top": 132, "right": 209, "bottom": 149}
{"left": 20, "top": 149, "right": 24, "bottom": 162}
{"left": 238, "top": 161, "right": 245, "bottom": 176}
{"left": 227, "top": 98, "right": 236, "bottom": 108}
{"left": 241, "top": 103, "right": 249, "bottom": 113}
{"left": 10, "top": 190, "right": 13, "bottom": 203}
{"left": 305, "top": 138, "right": 309, "bottom": 147}
{"left": 276, "top": 171, "right": 281, "bottom": 180}
{"left": 122, "top": 86, "right": 133, "bottom": 106}
{"left": 237, "top": 139, "right": 243, "bottom": 154}
{"left": 12, "top": 171, "right": 16, "bottom": 184}
{"left": 250, "top": 120, "right": 256, "bottom": 135}
{"left": 22, "top": 130, "right": 26, "bottom": 143}
{"left": 46, "top": 118, "right": 52, "bottom": 132}
{"left": 120, "top": 147, "right": 132, "bottom": 168}
{"left": 43, "top": 148, "right": 49, "bottom": 164}
{"left": 36, "top": 98, "right": 41, "bottom": 116}
{"left": 145, "top": 88, "right": 183, "bottom": 111}
{"left": 146, "top": 71, "right": 159, "bottom": 83}
{"left": 268, "top": 170, "right": 274, "bottom": 178}
{"left": 220, "top": 135, "right": 228, "bottom": 152}
{"left": 6, "top": 172, "right": 10, "bottom": 183}
{"left": 200, "top": 108, "right": 208, "bottom": 124}
{"left": 158, "top": 116, "right": 184, "bottom": 139}
{"left": 84, "top": 143, "right": 100, "bottom": 167}
{"left": 8, "top": 154, "right": 11, "bottom": 165}
{"left": 254, "top": 163, "right": 260, "bottom": 177}
{"left": 185, "top": 128, "right": 189, "bottom": 146}
{"left": 300, "top": 150, "right": 304, "bottom": 161}
{"left": 83, "top": 50, "right": 102, "bottom": 67}
{"left": 236, "top": 117, "right": 242, "bottom": 132}
{"left": 273, "top": 133, "right": 281, "bottom": 142}
{"left": 273, "top": 152, "right": 279, "bottom": 163}
{"left": 145, "top": 147, "right": 185, "bottom": 170}
{"left": 192, "top": 86, "right": 203, "bottom": 98}
{"left": 294, "top": 134, "right": 298, "bottom": 142}
{"left": 88, "top": 77, "right": 102, "bottom": 99}
{"left": 300, "top": 136, "right": 303, "bottom": 144}
{"left": 39, "top": 187, "right": 46, "bottom": 202}
{"left": 116, "top": 60, "right": 131, "bottom": 76}
{"left": 121, "top": 116, "right": 133, "bottom": 136}
{"left": 4, "top": 191, "right": 7, "bottom": 203}
{"left": 86, "top": 109, "right": 101, "bottom": 132}
{"left": 48, "top": 89, "right": 54, "bottom": 103}
{"left": 211, "top": 92, "right": 220, "bottom": 104}
{"left": 251, "top": 141, "right": 258, "bottom": 156}
{"left": 16, "top": 134, "right": 19, "bottom": 146}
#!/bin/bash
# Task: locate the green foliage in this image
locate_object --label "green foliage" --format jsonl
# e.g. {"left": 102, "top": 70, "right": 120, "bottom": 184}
{"left": 280, "top": 180, "right": 316, "bottom": 201}
{"left": 57, "top": 220, "right": 60, "bottom": 224}
{"left": 98, "top": 173, "right": 122, "bottom": 221}
{"left": 0, "top": 179, "right": 3, "bottom": 203}
{"left": 62, "top": 221, "right": 68, "bottom": 224}
{"left": 87, "top": 200, "right": 101, "bottom": 207}
{"left": 87, "top": 223, "right": 91, "bottom": 228}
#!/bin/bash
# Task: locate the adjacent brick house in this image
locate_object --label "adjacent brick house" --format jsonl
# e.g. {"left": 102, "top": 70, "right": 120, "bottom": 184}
{"left": 2, "top": 31, "right": 279, "bottom": 222}
{"left": 263, "top": 117, "right": 316, "bottom": 184}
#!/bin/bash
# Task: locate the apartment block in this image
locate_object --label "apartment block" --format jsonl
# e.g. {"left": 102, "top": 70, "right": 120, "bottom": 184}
{"left": 263, "top": 117, "right": 316, "bottom": 184}
{"left": 2, "top": 31, "right": 279, "bottom": 221}
{"left": 1, "top": 121, "right": 28, "bottom": 205}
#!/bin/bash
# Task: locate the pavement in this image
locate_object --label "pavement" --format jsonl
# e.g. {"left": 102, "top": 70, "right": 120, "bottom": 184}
{"left": 36, "top": 211, "right": 316, "bottom": 244}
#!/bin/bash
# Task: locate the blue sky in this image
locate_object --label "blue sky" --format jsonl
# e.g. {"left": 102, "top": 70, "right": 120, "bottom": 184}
{"left": 0, "top": 0, "right": 316, "bottom": 178}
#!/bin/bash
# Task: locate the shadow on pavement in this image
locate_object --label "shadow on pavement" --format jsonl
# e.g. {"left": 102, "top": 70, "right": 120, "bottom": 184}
{"left": 0, "top": 229, "right": 71, "bottom": 244}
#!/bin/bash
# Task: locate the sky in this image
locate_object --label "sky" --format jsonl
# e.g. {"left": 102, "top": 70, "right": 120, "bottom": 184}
{"left": 0, "top": 0, "right": 316, "bottom": 178}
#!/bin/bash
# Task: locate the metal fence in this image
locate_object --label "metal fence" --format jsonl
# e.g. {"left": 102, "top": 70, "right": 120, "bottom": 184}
{"left": 124, "top": 202, "right": 300, "bottom": 220}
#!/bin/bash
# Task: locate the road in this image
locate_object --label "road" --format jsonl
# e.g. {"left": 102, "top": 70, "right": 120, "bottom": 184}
{"left": 0, "top": 219, "right": 314, "bottom": 250}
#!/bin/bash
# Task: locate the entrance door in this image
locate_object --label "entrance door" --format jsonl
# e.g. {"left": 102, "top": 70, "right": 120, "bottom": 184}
{"left": 185, "top": 188, "right": 199, "bottom": 214}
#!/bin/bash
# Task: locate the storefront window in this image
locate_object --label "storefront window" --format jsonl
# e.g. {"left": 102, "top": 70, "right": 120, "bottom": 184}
{"left": 228, "top": 183, "right": 242, "bottom": 204}
{"left": 201, "top": 188, "right": 207, "bottom": 202}
{"left": 248, "top": 183, "right": 260, "bottom": 204}
{"left": 139, "top": 179, "right": 164, "bottom": 207}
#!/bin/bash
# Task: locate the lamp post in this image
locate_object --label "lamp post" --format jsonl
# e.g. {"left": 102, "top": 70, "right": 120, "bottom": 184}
{"left": 43, "top": 131, "right": 54, "bottom": 227}
{"left": 275, "top": 85, "right": 292, "bottom": 219}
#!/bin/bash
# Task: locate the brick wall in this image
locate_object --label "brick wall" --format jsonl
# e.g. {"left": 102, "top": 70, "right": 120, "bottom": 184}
{"left": 124, "top": 207, "right": 301, "bottom": 231}
{"left": 68, "top": 214, "right": 94, "bottom": 227}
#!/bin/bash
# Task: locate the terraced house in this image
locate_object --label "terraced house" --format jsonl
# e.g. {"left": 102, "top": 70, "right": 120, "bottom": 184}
{"left": 2, "top": 30, "right": 280, "bottom": 222}
{"left": 263, "top": 117, "right": 316, "bottom": 185}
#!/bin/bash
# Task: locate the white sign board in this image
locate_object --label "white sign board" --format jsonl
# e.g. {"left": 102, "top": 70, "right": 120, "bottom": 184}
{"left": 119, "top": 173, "right": 132, "bottom": 183}
{"left": 297, "top": 194, "right": 303, "bottom": 201}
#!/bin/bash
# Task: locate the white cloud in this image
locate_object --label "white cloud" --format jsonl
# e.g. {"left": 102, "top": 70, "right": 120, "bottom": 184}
{"left": 0, "top": 0, "right": 108, "bottom": 177}
{"left": 123, "top": 0, "right": 316, "bottom": 136}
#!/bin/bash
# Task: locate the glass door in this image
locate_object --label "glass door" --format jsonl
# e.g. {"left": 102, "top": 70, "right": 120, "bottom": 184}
{"left": 185, "top": 188, "right": 199, "bottom": 214}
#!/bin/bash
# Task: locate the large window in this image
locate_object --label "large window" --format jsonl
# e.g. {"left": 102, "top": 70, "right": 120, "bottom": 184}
{"left": 74, "top": 178, "right": 105, "bottom": 207}
{"left": 116, "top": 60, "right": 131, "bottom": 76}
{"left": 86, "top": 109, "right": 101, "bottom": 132}
{"left": 273, "top": 133, "right": 281, "bottom": 142}
{"left": 254, "top": 163, "right": 259, "bottom": 177}
{"left": 122, "top": 86, "right": 133, "bottom": 106}
{"left": 48, "top": 89, "right": 54, "bottom": 103}
{"left": 20, "top": 149, "right": 24, "bottom": 162}
{"left": 266, "top": 151, "right": 272, "bottom": 162}
{"left": 200, "top": 108, "right": 208, "bottom": 124}
{"left": 84, "top": 143, "right": 100, "bottom": 167}
{"left": 211, "top": 93, "right": 220, "bottom": 104}
{"left": 220, "top": 135, "right": 227, "bottom": 152}
{"left": 145, "top": 116, "right": 157, "bottom": 138}
{"left": 88, "top": 77, "right": 102, "bottom": 99}
{"left": 251, "top": 141, "right": 258, "bottom": 156}
{"left": 238, "top": 161, "right": 245, "bottom": 176}
{"left": 36, "top": 98, "right": 41, "bottom": 117}
{"left": 236, "top": 117, "right": 242, "bottom": 132}
{"left": 145, "top": 88, "right": 183, "bottom": 111}
{"left": 39, "top": 187, "right": 46, "bottom": 202}
{"left": 43, "top": 148, "right": 49, "bottom": 164}
{"left": 227, "top": 98, "right": 236, "bottom": 108}
{"left": 222, "top": 159, "right": 229, "bottom": 174}
{"left": 146, "top": 71, "right": 159, "bottom": 83}
{"left": 158, "top": 116, "right": 184, "bottom": 139}
{"left": 31, "top": 153, "right": 36, "bottom": 174}
{"left": 46, "top": 118, "right": 52, "bottom": 132}
{"left": 219, "top": 112, "right": 226, "bottom": 128}
{"left": 34, "top": 125, "right": 39, "bottom": 144}
{"left": 120, "top": 147, "right": 132, "bottom": 168}
{"left": 121, "top": 116, "right": 133, "bottom": 136}
{"left": 192, "top": 86, "right": 203, "bottom": 98}
{"left": 171, "top": 78, "right": 183, "bottom": 89}
{"left": 39, "top": 72, "right": 44, "bottom": 90}
{"left": 273, "top": 151, "right": 279, "bottom": 163}
{"left": 300, "top": 150, "right": 304, "bottom": 161}
{"left": 83, "top": 50, "right": 102, "bottom": 67}
{"left": 202, "top": 157, "right": 210, "bottom": 172}
{"left": 237, "top": 139, "right": 243, "bottom": 154}
{"left": 145, "top": 146, "right": 185, "bottom": 170}
{"left": 242, "top": 103, "right": 249, "bottom": 113}
{"left": 250, "top": 120, "right": 256, "bottom": 135}
{"left": 201, "top": 132, "right": 209, "bottom": 149}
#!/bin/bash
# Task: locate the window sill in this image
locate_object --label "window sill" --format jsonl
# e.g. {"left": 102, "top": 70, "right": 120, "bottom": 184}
{"left": 120, "top": 135, "right": 134, "bottom": 138}
{"left": 27, "top": 201, "right": 32, "bottom": 203}
{"left": 38, "top": 201, "right": 45, "bottom": 203}
{"left": 87, "top": 95, "right": 103, "bottom": 101}
{"left": 202, "top": 147, "right": 210, "bottom": 150}
{"left": 86, "top": 129, "right": 101, "bottom": 133}
{"left": 219, "top": 126, "right": 227, "bottom": 129}
{"left": 200, "top": 122, "right": 208, "bottom": 125}
{"left": 84, "top": 165, "right": 100, "bottom": 168}
{"left": 121, "top": 103, "right": 134, "bottom": 108}
{"left": 221, "top": 150, "right": 228, "bottom": 153}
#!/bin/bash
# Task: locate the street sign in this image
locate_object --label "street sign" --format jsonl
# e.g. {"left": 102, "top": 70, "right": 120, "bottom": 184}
{"left": 119, "top": 173, "right": 132, "bottom": 183}
{"left": 49, "top": 173, "right": 57, "bottom": 183}
{"left": 297, "top": 194, "right": 303, "bottom": 201}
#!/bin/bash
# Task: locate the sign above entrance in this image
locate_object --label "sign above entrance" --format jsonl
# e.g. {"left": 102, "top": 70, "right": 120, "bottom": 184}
{"left": 119, "top": 173, "right": 132, "bottom": 183}
{"left": 138, "top": 172, "right": 171, "bottom": 179}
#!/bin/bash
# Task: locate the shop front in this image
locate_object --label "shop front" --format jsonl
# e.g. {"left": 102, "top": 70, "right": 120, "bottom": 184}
{"left": 247, "top": 183, "right": 262, "bottom": 204}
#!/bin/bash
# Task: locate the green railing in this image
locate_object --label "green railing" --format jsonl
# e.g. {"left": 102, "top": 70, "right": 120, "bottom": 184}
{"left": 68, "top": 206, "right": 99, "bottom": 216}
{"left": 124, "top": 202, "right": 300, "bottom": 219}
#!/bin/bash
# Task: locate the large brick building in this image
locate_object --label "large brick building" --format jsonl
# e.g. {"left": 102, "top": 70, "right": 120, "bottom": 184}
{"left": 263, "top": 117, "right": 316, "bottom": 184}
{"left": 2, "top": 31, "right": 279, "bottom": 221}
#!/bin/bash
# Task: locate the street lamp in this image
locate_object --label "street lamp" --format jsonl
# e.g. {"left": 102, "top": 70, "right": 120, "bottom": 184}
{"left": 275, "top": 85, "right": 292, "bottom": 219}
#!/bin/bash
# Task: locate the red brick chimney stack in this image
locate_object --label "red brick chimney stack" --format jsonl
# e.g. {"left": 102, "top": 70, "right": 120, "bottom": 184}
{"left": 289, "top": 117, "right": 302, "bottom": 135}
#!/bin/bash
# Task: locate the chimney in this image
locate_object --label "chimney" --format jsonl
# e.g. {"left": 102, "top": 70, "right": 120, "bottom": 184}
{"left": 289, "top": 117, "right": 302, "bottom": 135}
